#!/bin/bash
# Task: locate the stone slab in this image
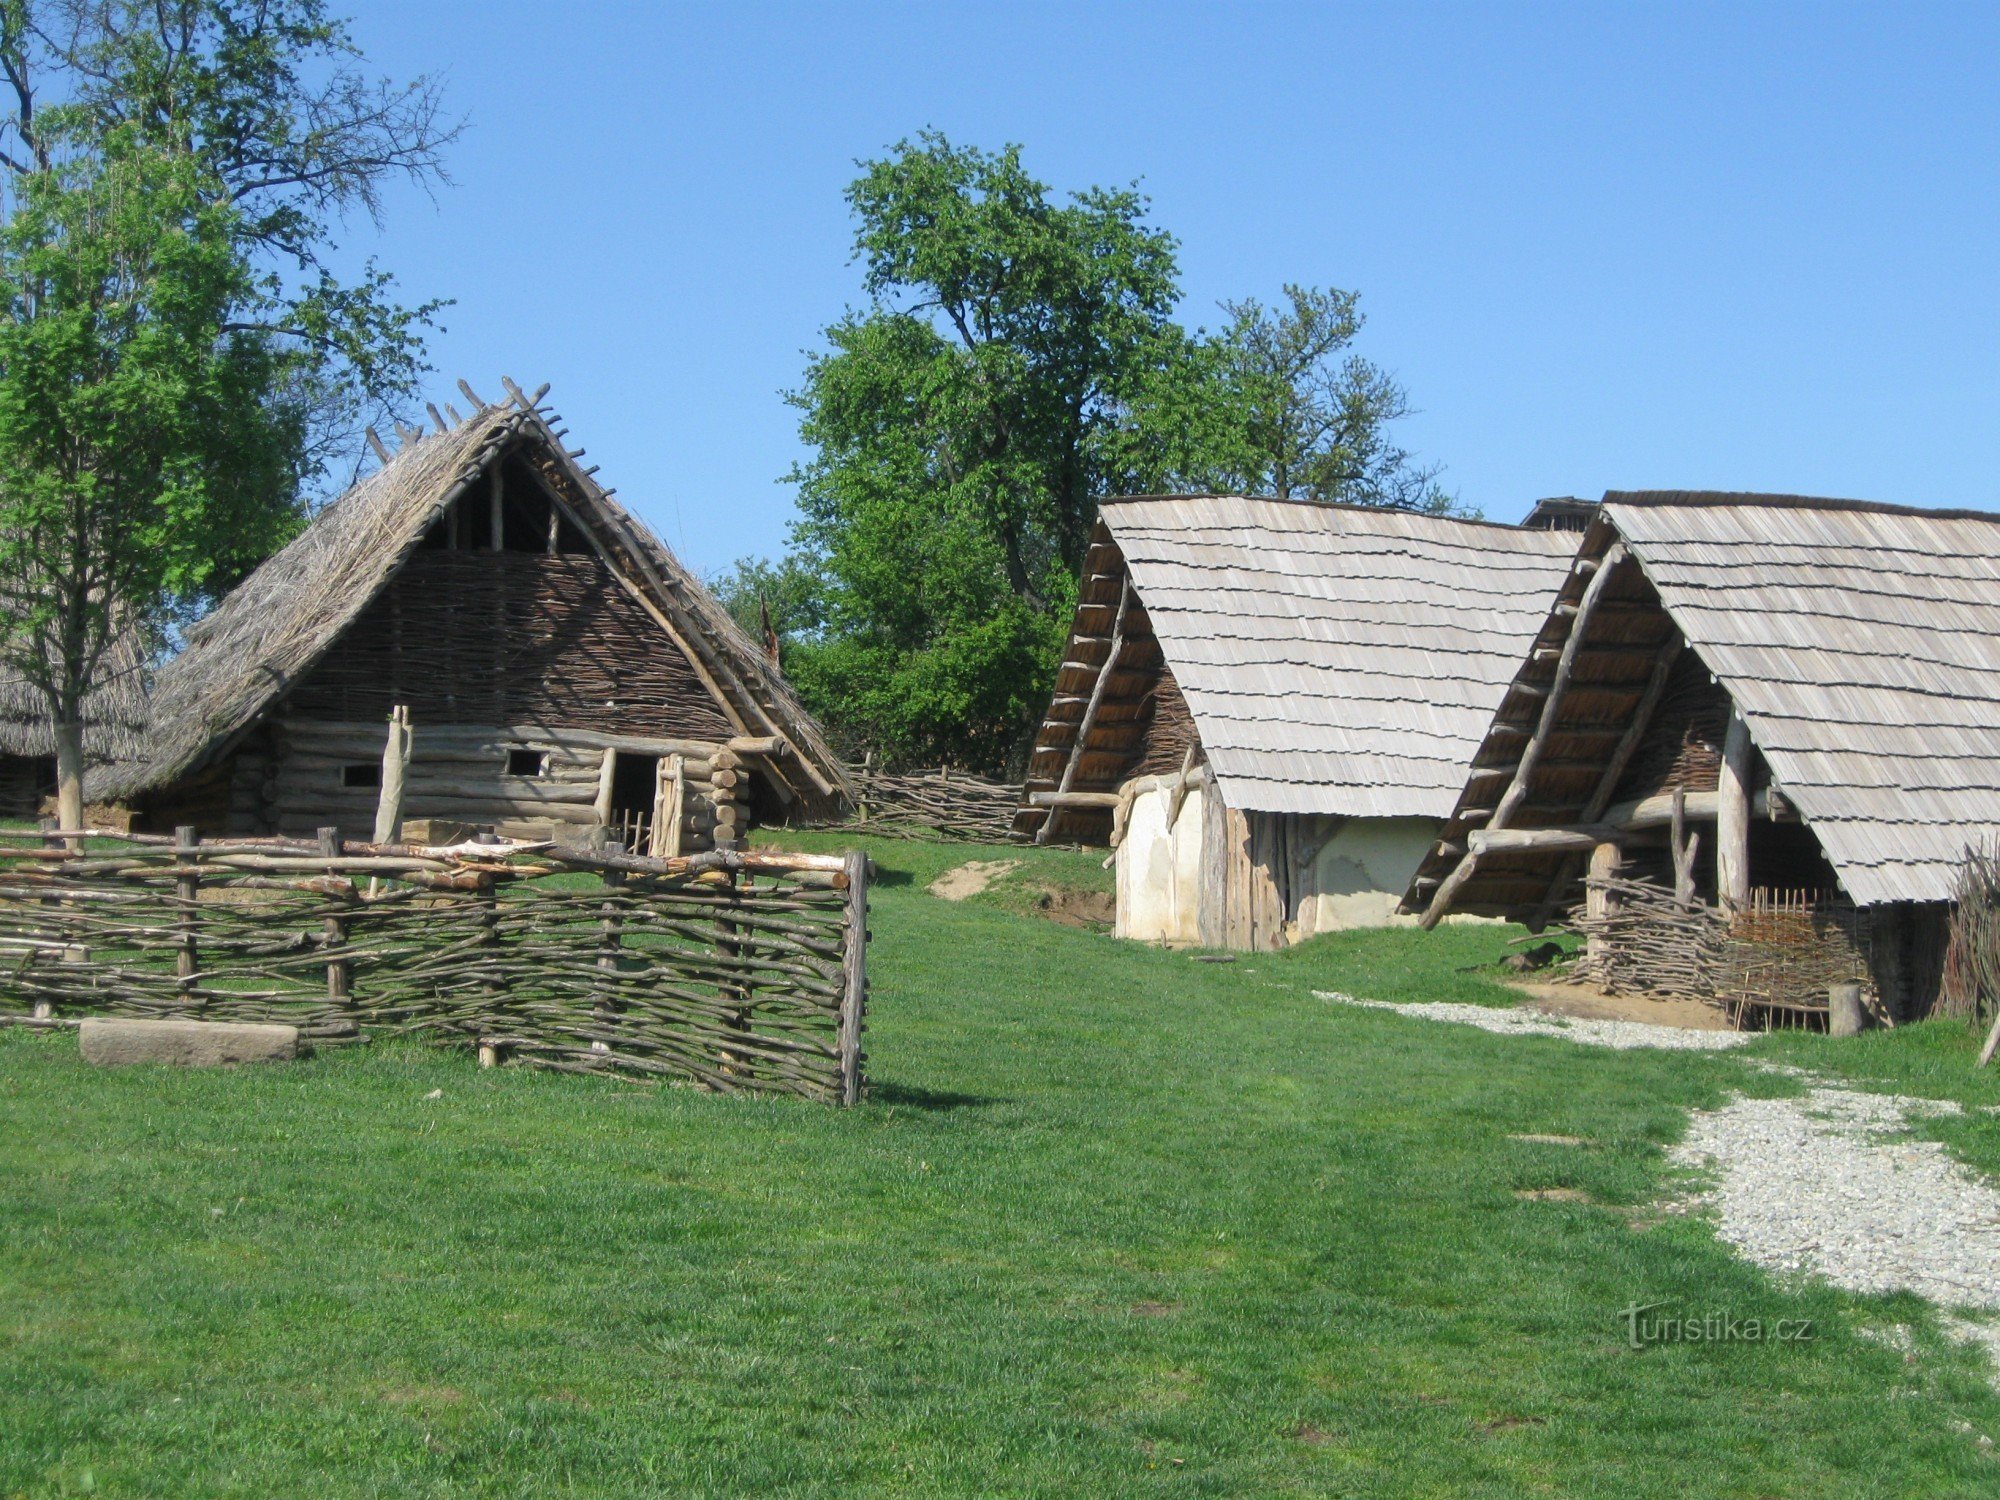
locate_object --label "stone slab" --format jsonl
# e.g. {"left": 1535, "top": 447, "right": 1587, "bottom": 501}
{"left": 79, "top": 1017, "right": 301, "bottom": 1067}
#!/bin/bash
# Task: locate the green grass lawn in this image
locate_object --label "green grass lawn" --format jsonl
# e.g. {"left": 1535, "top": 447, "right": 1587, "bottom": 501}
{"left": 4, "top": 834, "right": 2000, "bottom": 1496}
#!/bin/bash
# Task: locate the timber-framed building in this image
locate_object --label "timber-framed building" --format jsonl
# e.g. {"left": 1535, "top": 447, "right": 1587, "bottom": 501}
{"left": 1014, "top": 495, "right": 1578, "bottom": 949}
{"left": 99, "top": 382, "right": 850, "bottom": 850}
{"left": 1409, "top": 491, "right": 2000, "bottom": 1020}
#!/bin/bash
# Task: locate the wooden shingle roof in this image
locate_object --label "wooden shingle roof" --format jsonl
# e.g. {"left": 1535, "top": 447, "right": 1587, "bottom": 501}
{"left": 1606, "top": 492, "right": 2000, "bottom": 905}
{"left": 1018, "top": 496, "right": 1577, "bottom": 834}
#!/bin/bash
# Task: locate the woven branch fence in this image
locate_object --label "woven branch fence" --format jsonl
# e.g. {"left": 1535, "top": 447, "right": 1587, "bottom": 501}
{"left": 0, "top": 830, "right": 869, "bottom": 1103}
{"left": 1564, "top": 876, "right": 1877, "bottom": 1030}
{"left": 821, "top": 759, "right": 1026, "bottom": 844}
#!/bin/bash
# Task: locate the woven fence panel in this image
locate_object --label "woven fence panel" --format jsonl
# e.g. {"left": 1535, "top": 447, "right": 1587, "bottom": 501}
{"left": 819, "top": 762, "right": 1026, "bottom": 844}
{"left": 0, "top": 834, "right": 868, "bottom": 1103}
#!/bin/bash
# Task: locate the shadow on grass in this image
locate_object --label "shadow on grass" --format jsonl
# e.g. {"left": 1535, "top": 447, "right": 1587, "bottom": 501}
{"left": 868, "top": 1079, "right": 1002, "bottom": 1111}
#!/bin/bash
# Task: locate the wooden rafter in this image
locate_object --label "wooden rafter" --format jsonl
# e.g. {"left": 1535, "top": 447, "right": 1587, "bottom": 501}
{"left": 1038, "top": 574, "right": 1130, "bottom": 845}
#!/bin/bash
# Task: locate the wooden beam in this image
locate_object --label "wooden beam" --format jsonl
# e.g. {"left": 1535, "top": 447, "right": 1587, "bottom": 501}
{"left": 1525, "top": 631, "right": 1686, "bottom": 930}
{"left": 1717, "top": 705, "right": 1753, "bottom": 910}
{"left": 1421, "top": 544, "right": 1627, "bottom": 928}
{"left": 488, "top": 464, "right": 504, "bottom": 551}
{"left": 1039, "top": 574, "right": 1129, "bottom": 845}
{"left": 1032, "top": 788, "right": 1128, "bottom": 812}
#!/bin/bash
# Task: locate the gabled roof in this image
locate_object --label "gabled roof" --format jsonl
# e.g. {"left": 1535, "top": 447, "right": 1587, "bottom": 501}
{"left": 1408, "top": 490, "right": 2000, "bottom": 913}
{"left": 1018, "top": 496, "right": 1578, "bottom": 833}
{"left": 1608, "top": 492, "right": 2000, "bottom": 904}
{"left": 100, "top": 384, "right": 850, "bottom": 808}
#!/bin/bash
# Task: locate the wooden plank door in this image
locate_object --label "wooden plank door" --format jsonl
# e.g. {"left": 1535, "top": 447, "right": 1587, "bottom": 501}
{"left": 649, "top": 754, "right": 686, "bottom": 858}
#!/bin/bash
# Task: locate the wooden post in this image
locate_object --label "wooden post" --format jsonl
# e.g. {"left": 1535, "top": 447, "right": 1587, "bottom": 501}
{"left": 488, "top": 463, "right": 504, "bottom": 551}
{"left": 1039, "top": 574, "right": 1128, "bottom": 846}
{"left": 1585, "top": 840, "right": 1620, "bottom": 964}
{"left": 317, "top": 826, "right": 350, "bottom": 1010}
{"left": 1828, "top": 982, "right": 1866, "bottom": 1038}
{"left": 372, "top": 705, "right": 412, "bottom": 844}
{"left": 1717, "top": 706, "right": 1753, "bottom": 911}
{"left": 593, "top": 747, "right": 618, "bottom": 835}
{"left": 174, "top": 825, "right": 200, "bottom": 1007}
{"left": 1422, "top": 544, "right": 1627, "bottom": 928}
{"left": 835, "top": 849, "right": 869, "bottom": 1106}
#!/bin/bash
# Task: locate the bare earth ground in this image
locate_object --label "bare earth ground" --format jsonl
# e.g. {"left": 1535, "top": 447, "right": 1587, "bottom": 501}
{"left": 1507, "top": 977, "right": 1735, "bottom": 1032}
{"left": 925, "top": 859, "right": 1020, "bottom": 900}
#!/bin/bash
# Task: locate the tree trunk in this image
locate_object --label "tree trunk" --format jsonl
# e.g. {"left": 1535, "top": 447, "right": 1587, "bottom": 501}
{"left": 53, "top": 716, "right": 84, "bottom": 840}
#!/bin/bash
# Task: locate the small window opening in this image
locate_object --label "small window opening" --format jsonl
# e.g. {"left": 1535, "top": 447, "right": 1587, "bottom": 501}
{"left": 506, "top": 748, "right": 547, "bottom": 777}
{"left": 342, "top": 763, "right": 381, "bottom": 789}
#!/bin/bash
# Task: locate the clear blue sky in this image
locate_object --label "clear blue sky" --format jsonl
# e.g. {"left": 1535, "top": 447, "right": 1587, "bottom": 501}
{"left": 337, "top": 1, "right": 1999, "bottom": 575}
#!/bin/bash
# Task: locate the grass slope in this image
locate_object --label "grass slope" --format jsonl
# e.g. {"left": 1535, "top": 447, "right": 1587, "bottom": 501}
{"left": 2, "top": 834, "right": 1998, "bottom": 1496}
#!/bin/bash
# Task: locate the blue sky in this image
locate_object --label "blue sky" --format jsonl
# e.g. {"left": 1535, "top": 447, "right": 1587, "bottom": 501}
{"left": 337, "top": 1, "right": 2000, "bottom": 575}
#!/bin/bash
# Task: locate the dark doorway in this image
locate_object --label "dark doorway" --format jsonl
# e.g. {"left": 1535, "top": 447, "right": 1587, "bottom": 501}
{"left": 608, "top": 752, "right": 659, "bottom": 853}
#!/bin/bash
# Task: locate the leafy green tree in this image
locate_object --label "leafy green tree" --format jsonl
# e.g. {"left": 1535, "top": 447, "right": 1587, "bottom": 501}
{"left": 779, "top": 133, "right": 1185, "bottom": 766}
{"left": 0, "top": 1, "right": 453, "bottom": 825}
{"left": 758, "top": 138, "right": 1464, "bottom": 771}
{"left": 1208, "top": 284, "right": 1463, "bottom": 514}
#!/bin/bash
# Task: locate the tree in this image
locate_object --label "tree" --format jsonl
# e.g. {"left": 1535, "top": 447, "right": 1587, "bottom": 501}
{"left": 1208, "top": 285, "right": 1461, "bottom": 514}
{"left": 779, "top": 133, "right": 1184, "bottom": 766}
{"left": 0, "top": 1, "right": 453, "bottom": 827}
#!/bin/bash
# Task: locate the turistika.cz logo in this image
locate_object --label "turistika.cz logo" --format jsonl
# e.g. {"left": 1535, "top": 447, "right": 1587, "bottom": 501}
{"left": 1619, "top": 1302, "right": 1815, "bottom": 1350}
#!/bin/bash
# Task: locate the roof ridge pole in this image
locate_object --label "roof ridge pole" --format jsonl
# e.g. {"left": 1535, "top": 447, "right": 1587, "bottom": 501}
{"left": 1420, "top": 542, "right": 1628, "bottom": 929}
{"left": 1037, "top": 573, "right": 1129, "bottom": 846}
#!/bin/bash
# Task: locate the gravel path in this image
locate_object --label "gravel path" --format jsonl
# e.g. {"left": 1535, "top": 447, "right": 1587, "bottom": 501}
{"left": 1318, "top": 988, "right": 2000, "bottom": 1372}
{"left": 1671, "top": 1088, "right": 2000, "bottom": 1341}
{"left": 1314, "top": 991, "right": 1755, "bottom": 1050}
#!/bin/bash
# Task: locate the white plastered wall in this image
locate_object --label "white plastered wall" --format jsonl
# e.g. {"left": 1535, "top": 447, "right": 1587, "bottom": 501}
{"left": 1290, "top": 816, "right": 1441, "bottom": 936}
{"left": 1114, "top": 780, "right": 1206, "bottom": 944}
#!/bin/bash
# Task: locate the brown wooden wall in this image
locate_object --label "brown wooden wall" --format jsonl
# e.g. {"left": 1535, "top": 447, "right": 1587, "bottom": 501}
{"left": 282, "top": 551, "right": 739, "bottom": 741}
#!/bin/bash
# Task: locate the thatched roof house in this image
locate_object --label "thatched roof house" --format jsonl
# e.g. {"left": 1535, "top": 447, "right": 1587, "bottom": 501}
{"left": 0, "top": 627, "right": 151, "bottom": 814}
{"left": 1409, "top": 491, "right": 2000, "bottom": 1019}
{"left": 104, "top": 382, "right": 849, "bottom": 849}
{"left": 1015, "top": 496, "right": 1578, "bottom": 947}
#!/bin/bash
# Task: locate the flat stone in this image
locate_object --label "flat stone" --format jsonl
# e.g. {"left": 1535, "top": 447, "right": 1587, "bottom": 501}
{"left": 79, "top": 1017, "right": 300, "bottom": 1067}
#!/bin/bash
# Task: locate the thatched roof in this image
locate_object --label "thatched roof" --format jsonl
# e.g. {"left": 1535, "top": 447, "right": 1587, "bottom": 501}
{"left": 1017, "top": 496, "right": 1578, "bottom": 841}
{"left": 1407, "top": 491, "right": 2000, "bottom": 914}
{"left": 0, "top": 624, "right": 151, "bottom": 765}
{"left": 100, "top": 383, "right": 850, "bottom": 808}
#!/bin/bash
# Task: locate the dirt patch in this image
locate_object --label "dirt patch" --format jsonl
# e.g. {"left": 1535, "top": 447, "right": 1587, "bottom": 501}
{"left": 1514, "top": 1187, "right": 1593, "bottom": 1204}
{"left": 926, "top": 859, "right": 1020, "bottom": 900}
{"left": 1477, "top": 1414, "right": 1548, "bottom": 1435}
{"left": 379, "top": 1384, "right": 464, "bottom": 1406}
{"left": 1291, "top": 1423, "right": 1335, "bottom": 1445}
{"left": 1510, "top": 1133, "right": 1587, "bottom": 1146}
{"left": 1507, "top": 979, "right": 1732, "bottom": 1032}
{"left": 1032, "top": 885, "right": 1115, "bottom": 929}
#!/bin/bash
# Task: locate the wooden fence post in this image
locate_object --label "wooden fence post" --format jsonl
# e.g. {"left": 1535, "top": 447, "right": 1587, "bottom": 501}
{"left": 174, "top": 825, "right": 201, "bottom": 1009}
{"left": 318, "top": 827, "right": 350, "bottom": 1014}
{"left": 836, "top": 849, "right": 869, "bottom": 1106}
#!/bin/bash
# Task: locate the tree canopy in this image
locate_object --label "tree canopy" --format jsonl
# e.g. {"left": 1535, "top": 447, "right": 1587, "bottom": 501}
{"left": 0, "top": 0, "right": 453, "bottom": 825}
{"left": 724, "top": 133, "right": 1465, "bottom": 773}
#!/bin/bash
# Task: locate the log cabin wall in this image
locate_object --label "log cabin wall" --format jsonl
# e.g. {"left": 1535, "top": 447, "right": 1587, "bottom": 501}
{"left": 166, "top": 478, "right": 750, "bottom": 845}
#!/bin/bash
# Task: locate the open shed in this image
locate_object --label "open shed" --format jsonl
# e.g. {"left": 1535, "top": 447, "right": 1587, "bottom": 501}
{"left": 98, "top": 382, "right": 851, "bottom": 850}
{"left": 1014, "top": 495, "right": 1578, "bottom": 948}
{"left": 1409, "top": 491, "right": 2000, "bottom": 1020}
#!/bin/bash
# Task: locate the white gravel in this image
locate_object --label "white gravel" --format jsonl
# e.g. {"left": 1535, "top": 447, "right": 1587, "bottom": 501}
{"left": 1314, "top": 991, "right": 1755, "bottom": 1050}
{"left": 1319, "top": 987, "right": 2000, "bottom": 1379}
{"left": 1670, "top": 1088, "right": 2000, "bottom": 1311}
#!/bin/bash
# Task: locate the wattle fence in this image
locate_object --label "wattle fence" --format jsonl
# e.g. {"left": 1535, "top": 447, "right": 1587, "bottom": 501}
{"left": 830, "top": 758, "right": 1025, "bottom": 844}
{"left": 0, "top": 829, "right": 868, "bottom": 1103}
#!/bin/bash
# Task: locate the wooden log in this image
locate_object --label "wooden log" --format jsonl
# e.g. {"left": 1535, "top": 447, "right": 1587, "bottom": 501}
{"left": 317, "top": 828, "right": 350, "bottom": 1009}
{"left": 1584, "top": 841, "right": 1621, "bottom": 964}
{"left": 1040, "top": 574, "right": 1128, "bottom": 845}
{"left": 1420, "top": 545, "right": 1629, "bottom": 929}
{"left": 1027, "top": 790, "right": 1122, "bottom": 810}
{"left": 372, "top": 706, "right": 412, "bottom": 845}
{"left": 835, "top": 849, "right": 868, "bottom": 1106}
{"left": 1717, "top": 706, "right": 1753, "bottom": 911}
{"left": 174, "top": 826, "right": 199, "bottom": 1002}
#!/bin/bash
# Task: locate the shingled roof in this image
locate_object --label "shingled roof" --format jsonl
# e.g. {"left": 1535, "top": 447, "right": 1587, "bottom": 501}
{"left": 99, "top": 383, "right": 850, "bottom": 810}
{"left": 1016, "top": 496, "right": 1578, "bottom": 840}
{"left": 1408, "top": 491, "right": 2000, "bottom": 914}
